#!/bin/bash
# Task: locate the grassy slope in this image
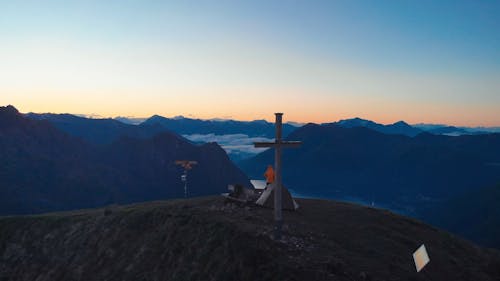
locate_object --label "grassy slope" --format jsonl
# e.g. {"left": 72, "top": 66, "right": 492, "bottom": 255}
{"left": 1, "top": 197, "right": 499, "bottom": 281}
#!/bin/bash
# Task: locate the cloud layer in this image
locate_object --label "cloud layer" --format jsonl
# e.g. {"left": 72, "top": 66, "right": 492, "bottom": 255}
{"left": 183, "top": 133, "right": 271, "bottom": 156}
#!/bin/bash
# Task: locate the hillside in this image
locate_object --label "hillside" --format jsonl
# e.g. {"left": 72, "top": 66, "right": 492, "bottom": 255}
{"left": 0, "top": 197, "right": 498, "bottom": 281}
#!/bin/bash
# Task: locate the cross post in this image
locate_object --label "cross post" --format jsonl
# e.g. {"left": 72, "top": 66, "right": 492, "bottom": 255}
{"left": 254, "top": 113, "right": 301, "bottom": 240}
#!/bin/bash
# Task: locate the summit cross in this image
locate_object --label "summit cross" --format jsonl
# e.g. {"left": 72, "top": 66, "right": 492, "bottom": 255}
{"left": 254, "top": 113, "right": 301, "bottom": 240}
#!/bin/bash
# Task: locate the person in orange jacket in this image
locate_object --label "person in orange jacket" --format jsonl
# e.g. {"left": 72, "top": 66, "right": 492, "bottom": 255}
{"left": 264, "top": 165, "right": 275, "bottom": 189}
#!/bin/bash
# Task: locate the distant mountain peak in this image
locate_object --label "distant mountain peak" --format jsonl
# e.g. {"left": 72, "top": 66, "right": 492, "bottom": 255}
{"left": 333, "top": 117, "right": 422, "bottom": 137}
{"left": 250, "top": 119, "right": 269, "bottom": 124}
{"left": 339, "top": 117, "right": 371, "bottom": 123}
{"left": 146, "top": 115, "right": 167, "bottom": 123}
{"left": 113, "top": 117, "right": 147, "bottom": 125}
{"left": 0, "top": 105, "right": 20, "bottom": 115}
{"left": 391, "top": 121, "right": 410, "bottom": 127}
{"left": 0, "top": 106, "right": 23, "bottom": 126}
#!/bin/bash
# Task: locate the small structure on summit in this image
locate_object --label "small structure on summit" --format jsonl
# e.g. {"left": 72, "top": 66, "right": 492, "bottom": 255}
{"left": 254, "top": 164, "right": 299, "bottom": 210}
{"left": 175, "top": 160, "right": 198, "bottom": 198}
{"left": 255, "top": 181, "right": 299, "bottom": 210}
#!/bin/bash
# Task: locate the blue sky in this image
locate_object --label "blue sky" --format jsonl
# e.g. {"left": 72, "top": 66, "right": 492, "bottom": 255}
{"left": 1, "top": 0, "right": 499, "bottom": 125}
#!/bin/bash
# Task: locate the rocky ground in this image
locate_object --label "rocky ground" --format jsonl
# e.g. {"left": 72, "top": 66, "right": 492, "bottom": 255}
{"left": 1, "top": 196, "right": 499, "bottom": 281}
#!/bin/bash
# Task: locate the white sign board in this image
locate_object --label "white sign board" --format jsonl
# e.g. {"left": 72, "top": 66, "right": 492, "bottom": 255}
{"left": 250, "top": 179, "right": 267, "bottom": 190}
{"left": 413, "top": 244, "right": 430, "bottom": 272}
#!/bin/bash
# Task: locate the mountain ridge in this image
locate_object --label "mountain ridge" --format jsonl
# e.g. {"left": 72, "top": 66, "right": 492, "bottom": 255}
{"left": 333, "top": 117, "right": 423, "bottom": 137}
{"left": 240, "top": 123, "right": 500, "bottom": 208}
{"left": 141, "top": 114, "right": 296, "bottom": 138}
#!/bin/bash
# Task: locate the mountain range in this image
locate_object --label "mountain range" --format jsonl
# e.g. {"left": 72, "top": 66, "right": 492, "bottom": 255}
{"left": 240, "top": 123, "right": 500, "bottom": 203}
{"left": 332, "top": 117, "right": 496, "bottom": 137}
{"left": 27, "top": 113, "right": 296, "bottom": 143}
{"left": 26, "top": 112, "right": 297, "bottom": 162}
{"left": 141, "top": 115, "right": 297, "bottom": 138}
{"left": 6, "top": 105, "right": 500, "bottom": 248}
{"left": 25, "top": 113, "right": 499, "bottom": 165}
{"left": 239, "top": 123, "right": 500, "bottom": 247}
{"left": 1, "top": 105, "right": 250, "bottom": 215}
{"left": 333, "top": 118, "right": 423, "bottom": 137}
{"left": 27, "top": 113, "right": 500, "bottom": 143}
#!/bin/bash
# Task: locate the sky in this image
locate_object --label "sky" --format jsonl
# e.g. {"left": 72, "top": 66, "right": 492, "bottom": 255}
{"left": 1, "top": 0, "right": 499, "bottom": 126}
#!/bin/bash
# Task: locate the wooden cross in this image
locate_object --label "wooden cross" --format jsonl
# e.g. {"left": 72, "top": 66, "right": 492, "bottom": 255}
{"left": 254, "top": 113, "right": 301, "bottom": 240}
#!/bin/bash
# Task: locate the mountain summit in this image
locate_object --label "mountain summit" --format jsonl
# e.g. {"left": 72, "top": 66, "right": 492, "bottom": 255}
{"left": 1, "top": 197, "right": 498, "bottom": 281}
{"left": 0, "top": 105, "right": 19, "bottom": 115}
{"left": 334, "top": 118, "right": 423, "bottom": 137}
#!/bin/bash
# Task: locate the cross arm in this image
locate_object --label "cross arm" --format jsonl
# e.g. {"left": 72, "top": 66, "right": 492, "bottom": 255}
{"left": 280, "top": 141, "right": 302, "bottom": 148}
{"left": 253, "top": 142, "right": 274, "bottom": 148}
{"left": 253, "top": 141, "right": 302, "bottom": 148}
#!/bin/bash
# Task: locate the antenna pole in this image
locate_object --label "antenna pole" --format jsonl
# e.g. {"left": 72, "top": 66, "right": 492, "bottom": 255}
{"left": 184, "top": 170, "right": 188, "bottom": 198}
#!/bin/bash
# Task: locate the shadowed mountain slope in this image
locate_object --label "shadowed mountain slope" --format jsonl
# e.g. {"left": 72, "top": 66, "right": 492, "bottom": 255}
{"left": 0, "top": 197, "right": 499, "bottom": 281}
{"left": 239, "top": 123, "right": 500, "bottom": 211}
{"left": 421, "top": 184, "right": 500, "bottom": 249}
{"left": 0, "top": 106, "right": 250, "bottom": 215}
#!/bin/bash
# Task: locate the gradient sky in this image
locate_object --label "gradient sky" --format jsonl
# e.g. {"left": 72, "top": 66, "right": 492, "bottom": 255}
{"left": 1, "top": 0, "right": 499, "bottom": 126}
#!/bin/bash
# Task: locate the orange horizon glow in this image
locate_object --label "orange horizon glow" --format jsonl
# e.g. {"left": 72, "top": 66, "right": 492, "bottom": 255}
{"left": 5, "top": 97, "right": 500, "bottom": 128}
